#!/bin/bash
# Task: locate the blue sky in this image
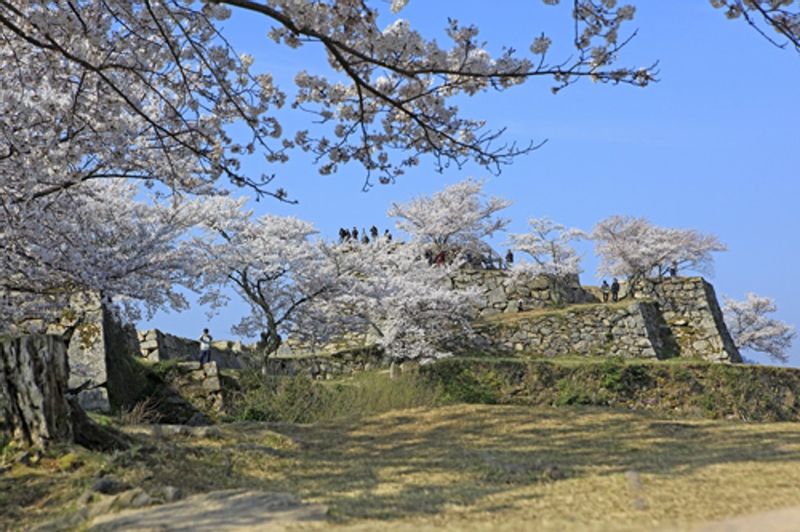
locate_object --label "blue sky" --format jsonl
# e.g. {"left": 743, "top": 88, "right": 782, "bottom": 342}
{"left": 140, "top": 2, "right": 800, "bottom": 365}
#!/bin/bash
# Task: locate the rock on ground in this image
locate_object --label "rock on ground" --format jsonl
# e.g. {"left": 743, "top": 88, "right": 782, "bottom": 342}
{"left": 88, "top": 489, "right": 328, "bottom": 531}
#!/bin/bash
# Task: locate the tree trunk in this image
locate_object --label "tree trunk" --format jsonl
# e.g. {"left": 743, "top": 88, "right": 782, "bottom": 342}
{"left": 0, "top": 334, "right": 129, "bottom": 451}
{"left": 258, "top": 330, "right": 282, "bottom": 375}
{"left": 0, "top": 335, "right": 72, "bottom": 448}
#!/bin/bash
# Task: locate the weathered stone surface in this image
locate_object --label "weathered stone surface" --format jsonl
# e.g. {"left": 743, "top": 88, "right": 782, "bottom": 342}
{"left": 139, "top": 339, "right": 159, "bottom": 351}
{"left": 266, "top": 347, "right": 390, "bottom": 380}
{"left": 633, "top": 277, "right": 741, "bottom": 363}
{"left": 92, "top": 476, "right": 130, "bottom": 495}
{"left": 136, "top": 329, "right": 247, "bottom": 369}
{"left": 476, "top": 301, "right": 672, "bottom": 360}
{"left": 451, "top": 270, "right": 599, "bottom": 318}
{"left": 88, "top": 489, "right": 328, "bottom": 531}
{"left": 47, "top": 295, "right": 145, "bottom": 413}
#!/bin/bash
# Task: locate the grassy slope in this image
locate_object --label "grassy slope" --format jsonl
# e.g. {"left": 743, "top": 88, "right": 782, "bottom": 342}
{"left": 423, "top": 357, "right": 800, "bottom": 422}
{"left": 5, "top": 403, "right": 800, "bottom": 531}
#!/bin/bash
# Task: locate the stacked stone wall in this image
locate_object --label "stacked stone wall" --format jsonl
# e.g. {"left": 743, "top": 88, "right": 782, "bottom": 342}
{"left": 265, "top": 348, "right": 390, "bottom": 380}
{"left": 48, "top": 295, "right": 142, "bottom": 413}
{"left": 155, "top": 361, "right": 227, "bottom": 420}
{"left": 477, "top": 301, "right": 671, "bottom": 359}
{"left": 137, "top": 329, "right": 248, "bottom": 369}
{"left": 452, "top": 270, "right": 598, "bottom": 317}
{"left": 632, "top": 277, "right": 741, "bottom": 363}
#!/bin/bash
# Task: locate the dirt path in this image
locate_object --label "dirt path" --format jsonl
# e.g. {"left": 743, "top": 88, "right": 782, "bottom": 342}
{"left": 690, "top": 506, "right": 800, "bottom": 532}
{"left": 89, "top": 489, "right": 328, "bottom": 531}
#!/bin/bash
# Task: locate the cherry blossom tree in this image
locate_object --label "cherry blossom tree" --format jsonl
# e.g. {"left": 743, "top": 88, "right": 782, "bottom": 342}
{"left": 710, "top": 0, "right": 800, "bottom": 53}
{"left": 506, "top": 218, "right": 585, "bottom": 276}
{"left": 1, "top": 180, "right": 242, "bottom": 332}
{"left": 723, "top": 293, "right": 797, "bottom": 363}
{"left": 387, "top": 178, "right": 511, "bottom": 261}
{"left": 0, "top": 1, "right": 655, "bottom": 199}
{"left": 196, "top": 213, "right": 331, "bottom": 370}
{"left": 591, "top": 216, "right": 727, "bottom": 290}
{"left": 302, "top": 240, "right": 479, "bottom": 362}
{"left": 200, "top": 212, "right": 480, "bottom": 366}
{"left": 0, "top": 180, "right": 240, "bottom": 448}
{"left": 0, "top": 0, "right": 651, "bottom": 448}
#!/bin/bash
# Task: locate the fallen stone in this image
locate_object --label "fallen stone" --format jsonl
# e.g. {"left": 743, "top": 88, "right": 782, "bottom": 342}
{"left": 14, "top": 450, "right": 42, "bottom": 466}
{"left": 159, "top": 486, "right": 184, "bottom": 503}
{"left": 186, "top": 412, "right": 212, "bottom": 427}
{"left": 92, "top": 476, "right": 129, "bottom": 495}
{"left": 89, "top": 489, "right": 328, "bottom": 531}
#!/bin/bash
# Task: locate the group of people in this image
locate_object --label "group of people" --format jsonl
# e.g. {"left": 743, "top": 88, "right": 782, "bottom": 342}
{"left": 338, "top": 225, "right": 392, "bottom": 244}
{"left": 422, "top": 248, "right": 515, "bottom": 269}
{"left": 600, "top": 279, "right": 621, "bottom": 303}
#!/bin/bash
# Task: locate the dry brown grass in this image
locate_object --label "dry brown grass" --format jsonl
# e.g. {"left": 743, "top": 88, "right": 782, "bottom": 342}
{"left": 6, "top": 404, "right": 800, "bottom": 531}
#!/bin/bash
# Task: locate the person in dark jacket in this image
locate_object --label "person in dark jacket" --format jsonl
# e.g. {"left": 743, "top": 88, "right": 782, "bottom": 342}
{"left": 611, "top": 278, "right": 620, "bottom": 302}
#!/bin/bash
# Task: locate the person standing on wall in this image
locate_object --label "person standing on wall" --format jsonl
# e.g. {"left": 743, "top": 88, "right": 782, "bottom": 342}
{"left": 199, "top": 328, "right": 213, "bottom": 365}
{"left": 601, "top": 280, "right": 610, "bottom": 302}
{"left": 611, "top": 278, "right": 620, "bottom": 302}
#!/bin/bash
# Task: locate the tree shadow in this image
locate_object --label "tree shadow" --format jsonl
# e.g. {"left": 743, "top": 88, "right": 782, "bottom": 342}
{"left": 257, "top": 404, "right": 800, "bottom": 521}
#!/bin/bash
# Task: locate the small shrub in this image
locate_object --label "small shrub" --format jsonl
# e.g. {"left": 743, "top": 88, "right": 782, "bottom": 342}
{"left": 555, "top": 378, "right": 595, "bottom": 406}
{"left": 598, "top": 358, "right": 626, "bottom": 393}
{"left": 439, "top": 366, "right": 504, "bottom": 404}
{"left": 118, "top": 397, "right": 163, "bottom": 425}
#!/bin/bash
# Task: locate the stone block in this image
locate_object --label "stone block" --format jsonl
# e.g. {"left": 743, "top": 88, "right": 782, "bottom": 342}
{"left": 139, "top": 339, "right": 159, "bottom": 351}
{"left": 202, "top": 376, "right": 222, "bottom": 392}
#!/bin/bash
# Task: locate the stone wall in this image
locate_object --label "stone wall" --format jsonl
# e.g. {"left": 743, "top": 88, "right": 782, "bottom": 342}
{"left": 137, "top": 329, "right": 248, "bottom": 369}
{"left": 632, "top": 277, "right": 741, "bottom": 363}
{"left": 270, "top": 275, "right": 741, "bottom": 375}
{"left": 152, "top": 361, "right": 227, "bottom": 421}
{"left": 265, "top": 348, "right": 390, "bottom": 380}
{"left": 477, "top": 301, "right": 671, "bottom": 359}
{"left": 48, "top": 295, "right": 142, "bottom": 413}
{"left": 452, "top": 270, "right": 598, "bottom": 318}
{"left": 472, "top": 277, "right": 741, "bottom": 364}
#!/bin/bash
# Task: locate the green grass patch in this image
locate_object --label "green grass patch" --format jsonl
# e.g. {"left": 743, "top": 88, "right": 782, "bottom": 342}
{"left": 226, "top": 369, "right": 446, "bottom": 424}
{"left": 422, "top": 357, "right": 800, "bottom": 422}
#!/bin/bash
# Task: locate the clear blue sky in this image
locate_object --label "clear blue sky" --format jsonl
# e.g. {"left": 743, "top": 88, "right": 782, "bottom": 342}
{"left": 141, "top": 2, "right": 800, "bottom": 365}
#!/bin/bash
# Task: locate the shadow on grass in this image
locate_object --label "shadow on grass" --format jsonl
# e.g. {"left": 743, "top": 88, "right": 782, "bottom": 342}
{"left": 7, "top": 404, "right": 800, "bottom": 528}
{"left": 253, "top": 404, "right": 800, "bottom": 521}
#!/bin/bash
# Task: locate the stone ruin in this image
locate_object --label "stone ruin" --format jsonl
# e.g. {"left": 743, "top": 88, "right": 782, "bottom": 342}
{"left": 42, "top": 293, "right": 247, "bottom": 414}
{"left": 466, "top": 272, "right": 740, "bottom": 363}
{"left": 46, "top": 294, "right": 142, "bottom": 413}
{"left": 58, "top": 272, "right": 741, "bottom": 411}
{"left": 451, "top": 270, "right": 597, "bottom": 316}
{"left": 268, "top": 273, "right": 741, "bottom": 379}
{"left": 137, "top": 329, "right": 248, "bottom": 369}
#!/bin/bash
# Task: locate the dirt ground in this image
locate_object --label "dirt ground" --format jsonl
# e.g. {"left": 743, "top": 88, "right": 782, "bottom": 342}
{"left": 5, "top": 404, "right": 800, "bottom": 531}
